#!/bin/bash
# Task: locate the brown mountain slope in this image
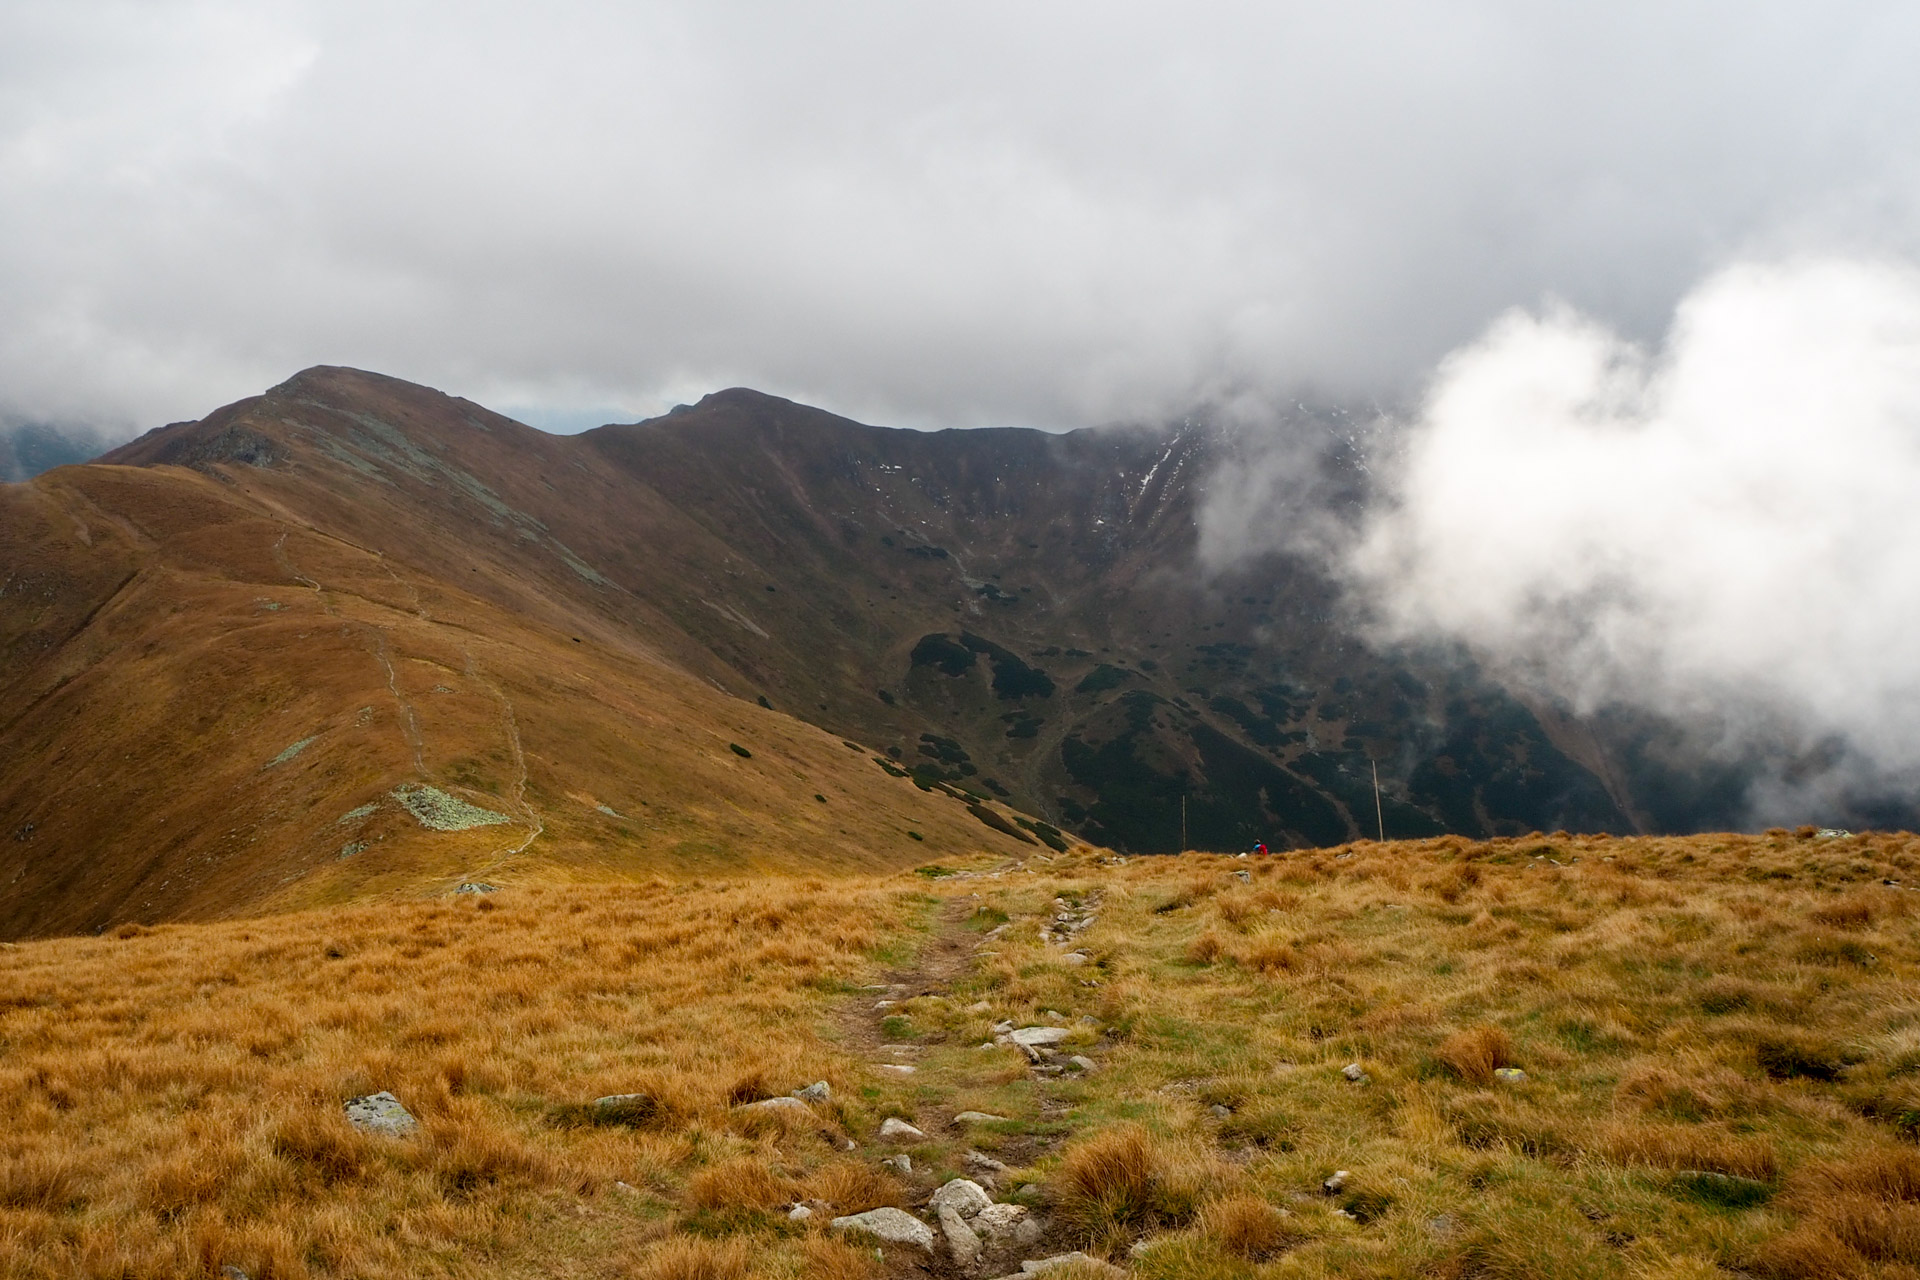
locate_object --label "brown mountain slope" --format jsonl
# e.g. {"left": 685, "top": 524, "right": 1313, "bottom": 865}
{"left": 6, "top": 365, "right": 1788, "bottom": 936}
{"left": 103, "top": 369, "right": 1644, "bottom": 849}
{"left": 0, "top": 451, "right": 1045, "bottom": 939}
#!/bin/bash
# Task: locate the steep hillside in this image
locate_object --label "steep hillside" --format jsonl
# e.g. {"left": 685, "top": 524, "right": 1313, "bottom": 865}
{"left": 0, "top": 455, "right": 1046, "bottom": 939}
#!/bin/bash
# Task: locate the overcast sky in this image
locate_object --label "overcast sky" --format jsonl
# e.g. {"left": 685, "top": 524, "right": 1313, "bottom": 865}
{"left": 5, "top": 1, "right": 1920, "bottom": 435}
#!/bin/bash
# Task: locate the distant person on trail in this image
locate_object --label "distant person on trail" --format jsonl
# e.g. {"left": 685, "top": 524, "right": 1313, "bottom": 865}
{"left": 1254, "top": 841, "right": 1269, "bottom": 856}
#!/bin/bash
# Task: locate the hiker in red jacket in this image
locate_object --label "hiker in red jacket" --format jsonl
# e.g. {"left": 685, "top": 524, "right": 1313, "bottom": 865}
{"left": 1253, "top": 841, "right": 1269, "bottom": 856}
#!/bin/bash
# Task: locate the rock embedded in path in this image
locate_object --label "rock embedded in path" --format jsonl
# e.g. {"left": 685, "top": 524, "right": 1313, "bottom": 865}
{"left": 953, "top": 1111, "right": 1010, "bottom": 1124}
{"left": 930, "top": 1178, "right": 994, "bottom": 1217}
{"left": 941, "top": 1210, "right": 983, "bottom": 1268}
{"left": 927, "top": 1184, "right": 988, "bottom": 1269}
{"left": 876, "top": 1063, "right": 916, "bottom": 1076}
{"left": 975, "top": 1201, "right": 1041, "bottom": 1248}
{"left": 830, "top": 1206, "right": 935, "bottom": 1250}
{"left": 880, "top": 1117, "right": 927, "bottom": 1141}
{"left": 966, "top": 1149, "right": 1008, "bottom": 1170}
{"left": 1070, "top": 1055, "right": 1098, "bottom": 1073}
{"left": 1007, "top": 1026, "right": 1072, "bottom": 1048}
{"left": 344, "top": 1091, "right": 417, "bottom": 1136}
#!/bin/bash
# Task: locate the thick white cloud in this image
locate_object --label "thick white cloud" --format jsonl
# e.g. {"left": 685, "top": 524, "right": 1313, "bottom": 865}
{"left": 5, "top": 1, "right": 1920, "bottom": 432}
{"left": 1338, "top": 256, "right": 1920, "bottom": 817}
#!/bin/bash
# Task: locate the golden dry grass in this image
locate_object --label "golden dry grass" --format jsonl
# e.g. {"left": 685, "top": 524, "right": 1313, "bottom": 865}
{"left": 0, "top": 876, "right": 926, "bottom": 1278}
{"left": 12, "top": 829, "right": 1920, "bottom": 1279}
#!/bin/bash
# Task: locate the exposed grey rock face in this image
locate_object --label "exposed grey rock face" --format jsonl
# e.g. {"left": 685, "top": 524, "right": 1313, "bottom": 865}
{"left": 1007, "top": 1026, "right": 1071, "bottom": 1047}
{"left": 882, "top": 1153, "right": 912, "bottom": 1174}
{"left": 343, "top": 1091, "right": 417, "bottom": 1136}
{"left": 830, "top": 1206, "right": 935, "bottom": 1250}
{"left": 794, "top": 1080, "right": 832, "bottom": 1102}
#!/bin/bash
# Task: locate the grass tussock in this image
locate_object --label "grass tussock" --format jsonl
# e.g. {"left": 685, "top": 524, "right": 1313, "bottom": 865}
{"left": 1053, "top": 1123, "right": 1206, "bottom": 1251}
{"left": 631, "top": 1235, "right": 753, "bottom": 1280}
{"left": 1200, "top": 1193, "right": 1299, "bottom": 1260}
{"left": 1436, "top": 1024, "right": 1515, "bottom": 1085}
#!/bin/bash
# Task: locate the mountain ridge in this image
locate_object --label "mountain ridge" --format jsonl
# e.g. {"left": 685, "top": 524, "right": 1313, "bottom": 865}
{"left": 2, "top": 364, "right": 1794, "bottom": 938}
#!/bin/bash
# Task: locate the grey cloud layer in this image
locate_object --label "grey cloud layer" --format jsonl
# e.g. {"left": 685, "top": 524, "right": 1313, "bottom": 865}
{"left": 1212, "top": 256, "right": 1920, "bottom": 823}
{"left": 6, "top": 1, "right": 1919, "bottom": 433}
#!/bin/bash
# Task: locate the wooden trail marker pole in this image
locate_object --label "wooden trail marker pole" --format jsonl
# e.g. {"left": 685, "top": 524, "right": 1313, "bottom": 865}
{"left": 1371, "top": 758, "right": 1386, "bottom": 843}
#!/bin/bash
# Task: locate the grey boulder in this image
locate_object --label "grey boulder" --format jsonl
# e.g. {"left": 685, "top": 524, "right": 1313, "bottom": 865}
{"left": 343, "top": 1091, "right": 417, "bottom": 1136}
{"left": 831, "top": 1206, "right": 936, "bottom": 1250}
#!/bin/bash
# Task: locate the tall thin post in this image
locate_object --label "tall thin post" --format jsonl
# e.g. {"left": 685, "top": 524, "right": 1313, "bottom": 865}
{"left": 1371, "top": 758, "right": 1386, "bottom": 843}
{"left": 1182, "top": 795, "right": 1188, "bottom": 852}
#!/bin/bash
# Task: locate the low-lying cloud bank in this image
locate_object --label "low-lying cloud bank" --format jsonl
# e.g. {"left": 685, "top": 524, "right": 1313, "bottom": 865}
{"left": 1284, "top": 255, "right": 1920, "bottom": 824}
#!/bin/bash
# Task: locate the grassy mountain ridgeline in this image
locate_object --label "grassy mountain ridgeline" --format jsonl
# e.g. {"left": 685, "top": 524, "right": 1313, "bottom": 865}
{"left": 4, "top": 833, "right": 1919, "bottom": 1279}
{"left": 1, "top": 366, "right": 1776, "bottom": 937}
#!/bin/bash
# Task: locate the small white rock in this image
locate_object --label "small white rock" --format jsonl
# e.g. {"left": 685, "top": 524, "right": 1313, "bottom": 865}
{"left": 1069, "top": 1055, "right": 1097, "bottom": 1072}
{"left": 741, "top": 1095, "right": 813, "bottom": 1116}
{"left": 881, "top": 1153, "right": 912, "bottom": 1174}
{"left": 794, "top": 1081, "right": 832, "bottom": 1103}
{"left": 1324, "top": 1169, "right": 1351, "bottom": 1194}
{"left": 953, "top": 1111, "right": 1010, "bottom": 1124}
{"left": 876, "top": 1063, "right": 916, "bottom": 1076}
{"left": 1007, "top": 1026, "right": 1071, "bottom": 1048}
{"left": 789, "top": 1204, "right": 813, "bottom": 1221}
{"left": 880, "top": 1117, "right": 927, "bottom": 1141}
{"left": 1062, "top": 951, "right": 1090, "bottom": 966}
